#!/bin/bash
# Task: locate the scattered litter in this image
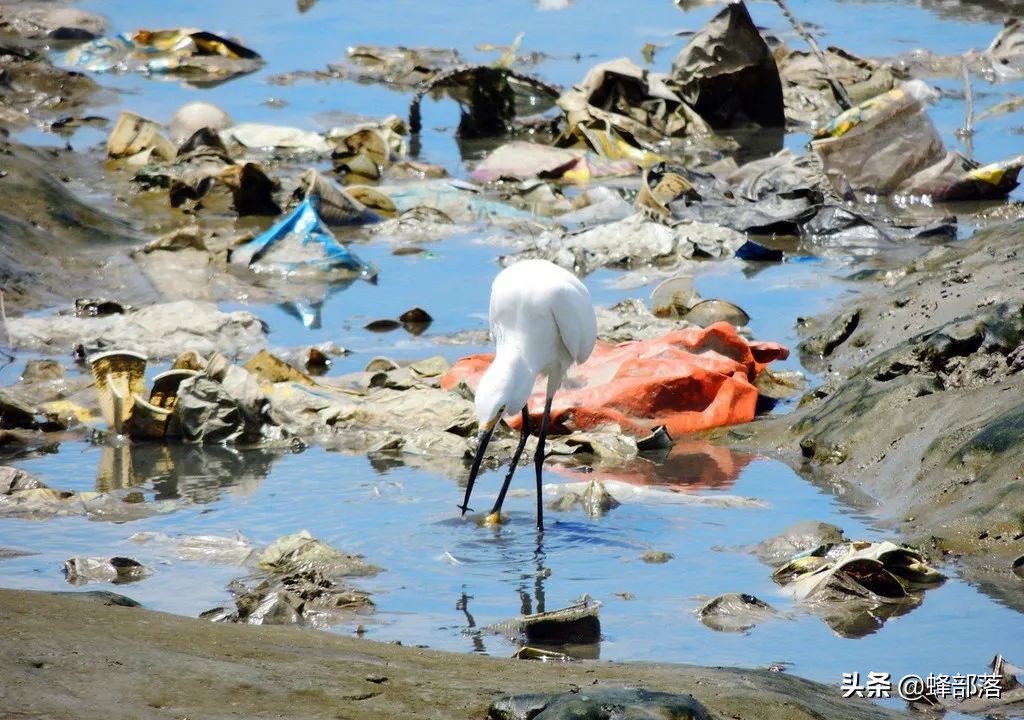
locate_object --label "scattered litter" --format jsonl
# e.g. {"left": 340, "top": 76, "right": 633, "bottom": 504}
{"left": 67, "top": 28, "right": 263, "bottom": 84}
{"left": 767, "top": 538, "right": 945, "bottom": 637}
{"left": 470, "top": 141, "right": 635, "bottom": 184}
{"left": 697, "top": 592, "right": 778, "bottom": 633}
{"left": 225, "top": 123, "right": 332, "bottom": 154}
{"left": 511, "top": 646, "right": 570, "bottom": 662}
{"left": 670, "top": 1, "right": 785, "bottom": 129}
{"left": 231, "top": 194, "right": 378, "bottom": 280}
{"left": 202, "top": 530, "right": 377, "bottom": 627}
{"left": 548, "top": 478, "right": 620, "bottom": 517}
{"left": 545, "top": 479, "right": 768, "bottom": 509}
{"left": 63, "top": 556, "right": 151, "bottom": 585}
{"left": 106, "top": 111, "right": 176, "bottom": 163}
{"left": 408, "top": 64, "right": 560, "bottom": 138}
{"left": 130, "top": 531, "right": 253, "bottom": 564}
{"left": 812, "top": 82, "right": 1023, "bottom": 201}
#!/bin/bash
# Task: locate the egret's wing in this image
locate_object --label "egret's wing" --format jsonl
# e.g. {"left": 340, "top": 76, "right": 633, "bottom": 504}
{"left": 551, "top": 282, "right": 597, "bottom": 365}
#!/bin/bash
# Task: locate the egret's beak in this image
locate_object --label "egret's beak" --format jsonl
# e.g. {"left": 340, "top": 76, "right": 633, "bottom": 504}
{"left": 458, "top": 416, "right": 498, "bottom": 516}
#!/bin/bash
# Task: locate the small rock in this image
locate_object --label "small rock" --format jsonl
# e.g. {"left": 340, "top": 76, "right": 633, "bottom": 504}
{"left": 21, "top": 359, "right": 65, "bottom": 383}
{"left": 697, "top": 592, "right": 777, "bottom": 633}
{"left": 641, "top": 550, "right": 674, "bottom": 564}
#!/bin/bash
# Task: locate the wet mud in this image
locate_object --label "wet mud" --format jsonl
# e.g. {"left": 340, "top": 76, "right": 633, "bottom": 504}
{"left": 718, "top": 221, "right": 1024, "bottom": 613}
{"left": 0, "top": 588, "right": 911, "bottom": 720}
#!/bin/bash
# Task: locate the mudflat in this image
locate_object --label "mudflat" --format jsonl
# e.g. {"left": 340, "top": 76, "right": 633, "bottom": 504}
{"left": 0, "top": 588, "right": 907, "bottom": 720}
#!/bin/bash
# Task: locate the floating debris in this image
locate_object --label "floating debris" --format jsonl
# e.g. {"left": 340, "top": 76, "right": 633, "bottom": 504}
{"left": 231, "top": 194, "right": 378, "bottom": 280}
{"left": 67, "top": 28, "right": 264, "bottom": 85}
{"left": 63, "top": 556, "right": 151, "bottom": 585}
{"left": 203, "top": 530, "right": 378, "bottom": 628}
{"left": 697, "top": 592, "right": 778, "bottom": 633}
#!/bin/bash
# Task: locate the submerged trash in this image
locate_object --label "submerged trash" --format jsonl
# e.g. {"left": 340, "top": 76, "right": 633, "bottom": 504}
{"left": 546, "top": 479, "right": 767, "bottom": 509}
{"left": 330, "top": 119, "right": 408, "bottom": 181}
{"left": 255, "top": 530, "right": 380, "bottom": 577}
{"left": 0, "top": 466, "right": 46, "bottom": 494}
{"left": 511, "top": 646, "right": 571, "bottom": 662}
{"left": 641, "top": 550, "right": 674, "bottom": 564}
{"left": 0, "top": 5, "right": 106, "bottom": 41}
{"left": 203, "top": 530, "right": 378, "bottom": 627}
{"left": 0, "top": 465, "right": 179, "bottom": 522}
{"left": 683, "top": 299, "right": 750, "bottom": 328}
{"left": 548, "top": 479, "right": 621, "bottom": 517}
{"left": 130, "top": 531, "right": 253, "bottom": 565}
{"left": 769, "top": 539, "right": 945, "bottom": 637}
{"left": 63, "top": 556, "right": 151, "bottom": 585}
{"left": 85, "top": 348, "right": 290, "bottom": 446}
{"left": 332, "top": 44, "right": 465, "bottom": 89}
{"left": 753, "top": 521, "right": 847, "bottom": 565}
{"left": 697, "top": 592, "right": 778, "bottom": 633}
{"left": 231, "top": 194, "right": 378, "bottom": 280}
{"left": 523, "top": 213, "right": 750, "bottom": 275}
{"left": 779, "top": 45, "right": 896, "bottom": 127}
{"left": 225, "top": 123, "right": 332, "bottom": 154}
{"left": 67, "top": 28, "right": 264, "bottom": 84}
{"left": 470, "top": 141, "right": 636, "bottom": 184}
{"left": 293, "top": 169, "right": 383, "bottom": 226}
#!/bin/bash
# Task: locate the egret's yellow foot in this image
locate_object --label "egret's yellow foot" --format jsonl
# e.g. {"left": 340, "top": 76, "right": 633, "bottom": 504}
{"left": 484, "top": 511, "right": 504, "bottom": 526}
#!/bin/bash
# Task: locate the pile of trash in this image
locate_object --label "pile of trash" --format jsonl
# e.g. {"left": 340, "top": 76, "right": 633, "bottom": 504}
{"left": 66, "top": 27, "right": 264, "bottom": 84}
{"left": 698, "top": 522, "right": 948, "bottom": 638}
{"left": 5, "top": 299, "right": 266, "bottom": 360}
{"left": 201, "top": 530, "right": 378, "bottom": 627}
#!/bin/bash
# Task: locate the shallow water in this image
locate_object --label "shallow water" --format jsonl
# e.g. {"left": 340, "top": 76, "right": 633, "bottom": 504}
{"left": 2, "top": 0, "right": 1024, "bottom": 716}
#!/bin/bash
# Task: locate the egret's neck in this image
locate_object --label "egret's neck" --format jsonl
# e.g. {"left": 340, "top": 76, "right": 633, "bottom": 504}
{"left": 475, "top": 346, "right": 536, "bottom": 423}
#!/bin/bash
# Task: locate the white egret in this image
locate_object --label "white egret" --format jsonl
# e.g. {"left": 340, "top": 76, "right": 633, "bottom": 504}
{"left": 458, "top": 259, "right": 597, "bottom": 530}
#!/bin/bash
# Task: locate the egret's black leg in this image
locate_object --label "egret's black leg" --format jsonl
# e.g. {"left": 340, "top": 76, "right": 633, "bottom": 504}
{"left": 460, "top": 423, "right": 496, "bottom": 515}
{"left": 533, "top": 394, "right": 554, "bottom": 531}
{"left": 490, "top": 408, "right": 530, "bottom": 517}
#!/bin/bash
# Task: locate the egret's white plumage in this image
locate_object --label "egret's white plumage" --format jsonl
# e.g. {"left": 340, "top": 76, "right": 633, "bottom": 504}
{"left": 459, "top": 259, "right": 597, "bottom": 530}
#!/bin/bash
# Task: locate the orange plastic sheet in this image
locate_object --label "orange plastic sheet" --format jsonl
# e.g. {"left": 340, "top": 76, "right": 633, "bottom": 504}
{"left": 440, "top": 322, "right": 789, "bottom": 438}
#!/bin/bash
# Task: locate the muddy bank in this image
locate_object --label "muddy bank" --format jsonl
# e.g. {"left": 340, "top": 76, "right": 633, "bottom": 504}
{"left": 0, "top": 138, "right": 144, "bottom": 311}
{"left": 0, "top": 587, "right": 909, "bottom": 720}
{"left": 718, "top": 220, "right": 1024, "bottom": 611}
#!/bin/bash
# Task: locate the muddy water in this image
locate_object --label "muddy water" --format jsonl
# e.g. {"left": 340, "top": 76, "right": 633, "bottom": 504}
{"left": 2, "top": 0, "right": 1024, "bottom": 717}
